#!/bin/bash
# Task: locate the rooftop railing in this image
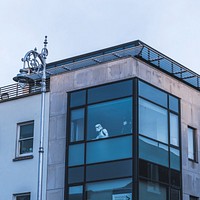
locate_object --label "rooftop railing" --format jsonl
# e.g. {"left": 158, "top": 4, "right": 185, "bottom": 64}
{"left": 0, "top": 79, "right": 50, "bottom": 103}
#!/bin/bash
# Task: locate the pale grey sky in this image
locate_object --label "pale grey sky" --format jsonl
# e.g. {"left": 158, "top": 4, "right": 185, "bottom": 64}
{"left": 0, "top": 0, "right": 200, "bottom": 86}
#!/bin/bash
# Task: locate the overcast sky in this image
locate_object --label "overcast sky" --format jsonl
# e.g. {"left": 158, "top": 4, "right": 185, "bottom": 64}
{"left": 0, "top": 0, "right": 200, "bottom": 86}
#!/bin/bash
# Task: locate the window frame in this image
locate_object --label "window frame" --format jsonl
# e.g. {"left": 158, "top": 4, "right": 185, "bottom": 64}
{"left": 13, "top": 192, "right": 30, "bottom": 200}
{"left": 16, "top": 121, "right": 34, "bottom": 157}
{"left": 188, "top": 126, "right": 198, "bottom": 162}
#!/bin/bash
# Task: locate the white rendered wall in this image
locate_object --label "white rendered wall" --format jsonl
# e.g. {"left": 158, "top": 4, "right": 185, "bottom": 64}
{"left": 0, "top": 93, "right": 49, "bottom": 200}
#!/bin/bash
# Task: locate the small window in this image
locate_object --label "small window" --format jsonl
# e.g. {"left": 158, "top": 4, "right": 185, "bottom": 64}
{"left": 14, "top": 193, "right": 30, "bottom": 200}
{"left": 17, "top": 121, "right": 34, "bottom": 156}
{"left": 188, "top": 127, "right": 198, "bottom": 162}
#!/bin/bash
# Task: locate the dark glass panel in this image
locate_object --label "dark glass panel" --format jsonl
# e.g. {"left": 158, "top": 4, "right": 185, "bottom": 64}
{"left": 68, "top": 144, "right": 84, "bottom": 166}
{"left": 68, "top": 166, "right": 84, "bottom": 184}
{"left": 86, "top": 178, "right": 132, "bottom": 200}
{"left": 20, "top": 139, "right": 33, "bottom": 154}
{"left": 86, "top": 136, "right": 132, "bottom": 164}
{"left": 139, "top": 180, "right": 168, "bottom": 200}
{"left": 171, "top": 170, "right": 181, "bottom": 187}
{"left": 69, "top": 185, "right": 83, "bottom": 200}
{"left": 139, "top": 81, "right": 167, "bottom": 107}
{"left": 139, "top": 136, "right": 169, "bottom": 167}
{"left": 170, "top": 188, "right": 180, "bottom": 200}
{"left": 86, "top": 159, "right": 132, "bottom": 181}
{"left": 70, "top": 109, "right": 85, "bottom": 142}
{"left": 170, "top": 113, "right": 179, "bottom": 147}
{"left": 20, "top": 123, "right": 34, "bottom": 139}
{"left": 87, "top": 98, "right": 132, "bottom": 140}
{"left": 16, "top": 195, "right": 30, "bottom": 200}
{"left": 70, "top": 90, "right": 86, "bottom": 107}
{"left": 169, "top": 95, "right": 179, "bottom": 113}
{"left": 88, "top": 80, "right": 132, "bottom": 104}
{"left": 139, "top": 159, "right": 168, "bottom": 184}
{"left": 139, "top": 98, "right": 168, "bottom": 144}
{"left": 170, "top": 148, "right": 180, "bottom": 171}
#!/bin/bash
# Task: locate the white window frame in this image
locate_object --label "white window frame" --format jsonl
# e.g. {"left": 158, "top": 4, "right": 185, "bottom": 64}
{"left": 13, "top": 192, "right": 30, "bottom": 200}
{"left": 16, "top": 121, "right": 34, "bottom": 157}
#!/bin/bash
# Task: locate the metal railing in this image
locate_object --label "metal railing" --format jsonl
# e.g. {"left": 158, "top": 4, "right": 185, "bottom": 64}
{"left": 0, "top": 79, "right": 50, "bottom": 102}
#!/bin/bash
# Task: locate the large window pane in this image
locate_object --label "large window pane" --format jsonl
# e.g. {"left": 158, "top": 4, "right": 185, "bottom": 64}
{"left": 139, "top": 136, "right": 169, "bottom": 167}
{"left": 139, "top": 180, "right": 167, "bottom": 200}
{"left": 87, "top": 98, "right": 132, "bottom": 140}
{"left": 139, "top": 81, "right": 167, "bottom": 107}
{"left": 170, "top": 113, "right": 179, "bottom": 146}
{"left": 86, "top": 159, "right": 132, "bottom": 181}
{"left": 68, "top": 144, "right": 84, "bottom": 166}
{"left": 139, "top": 98, "right": 168, "bottom": 143}
{"left": 88, "top": 80, "right": 132, "bottom": 104}
{"left": 70, "top": 90, "right": 86, "bottom": 107}
{"left": 86, "top": 178, "right": 132, "bottom": 200}
{"left": 70, "top": 109, "right": 84, "bottom": 142}
{"left": 86, "top": 136, "right": 132, "bottom": 164}
{"left": 69, "top": 185, "right": 83, "bottom": 200}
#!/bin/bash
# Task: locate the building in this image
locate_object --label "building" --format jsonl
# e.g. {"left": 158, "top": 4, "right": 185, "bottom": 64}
{"left": 46, "top": 40, "right": 200, "bottom": 200}
{"left": 0, "top": 83, "right": 50, "bottom": 200}
{"left": 1, "top": 40, "right": 200, "bottom": 200}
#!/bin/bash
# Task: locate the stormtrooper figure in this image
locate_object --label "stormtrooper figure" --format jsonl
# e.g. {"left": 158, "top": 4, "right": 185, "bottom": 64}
{"left": 95, "top": 124, "right": 109, "bottom": 139}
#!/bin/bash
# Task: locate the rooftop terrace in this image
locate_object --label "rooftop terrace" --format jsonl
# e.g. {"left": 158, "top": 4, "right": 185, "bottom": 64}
{"left": 0, "top": 40, "right": 199, "bottom": 102}
{"left": 46, "top": 40, "right": 200, "bottom": 90}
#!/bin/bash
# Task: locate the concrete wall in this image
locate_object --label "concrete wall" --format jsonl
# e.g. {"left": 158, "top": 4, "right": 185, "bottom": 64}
{"left": 47, "top": 57, "right": 200, "bottom": 199}
{"left": 0, "top": 93, "right": 49, "bottom": 200}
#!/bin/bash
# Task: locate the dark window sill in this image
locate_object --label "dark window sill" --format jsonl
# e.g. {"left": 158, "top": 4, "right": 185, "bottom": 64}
{"left": 13, "top": 155, "right": 34, "bottom": 162}
{"left": 188, "top": 158, "right": 198, "bottom": 164}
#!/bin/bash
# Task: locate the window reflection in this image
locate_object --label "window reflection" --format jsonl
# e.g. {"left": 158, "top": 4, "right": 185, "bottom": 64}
{"left": 70, "top": 109, "right": 84, "bottom": 142}
{"left": 139, "top": 136, "right": 168, "bottom": 167}
{"left": 139, "top": 98, "right": 168, "bottom": 144}
{"left": 87, "top": 98, "right": 132, "bottom": 140}
{"left": 86, "top": 178, "right": 132, "bottom": 200}
{"left": 69, "top": 185, "right": 83, "bottom": 200}
{"left": 170, "top": 113, "right": 179, "bottom": 146}
{"left": 86, "top": 136, "right": 132, "bottom": 164}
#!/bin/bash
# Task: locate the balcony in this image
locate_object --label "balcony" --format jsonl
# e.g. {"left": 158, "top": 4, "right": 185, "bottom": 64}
{"left": 0, "top": 79, "right": 50, "bottom": 103}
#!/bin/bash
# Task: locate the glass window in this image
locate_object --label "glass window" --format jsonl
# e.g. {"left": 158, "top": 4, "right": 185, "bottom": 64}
{"left": 170, "top": 188, "right": 180, "bottom": 200}
{"left": 87, "top": 98, "right": 132, "bottom": 140}
{"left": 86, "top": 136, "right": 132, "bottom": 164}
{"left": 169, "top": 95, "right": 179, "bottom": 113}
{"left": 188, "top": 127, "right": 197, "bottom": 161}
{"left": 86, "top": 178, "right": 132, "bottom": 200}
{"left": 139, "top": 98, "right": 168, "bottom": 144}
{"left": 17, "top": 121, "right": 34, "bottom": 156}
{"left": 139, "top": 81, "right": 167, "bottom": 107}
{"left": 86, "top": 159, "right": 132, "bottom": 181}
{"left": 69, "top": 185, "right": 83, "bottom": 200}
{"left": 139, "top": 180, "right": 167, "bottom": 200}
{"left": 70, "top": 109, "right": 85, "bottom": 142}
{"left": 70, "top": 90, "right": 86, "bottom": 107}
{"left": 139, "top": 136, "right": 168, "bottom": 167}
{"left": 170, "top": 148, "right": 180, "bottom": 171}
{"left": 14, "top": 193, "right": 30, "bottom": 200}
{"left": 171, "top": 169, "right": 181, "bottom": 187}
{"left": 68, "top": 166, "right": 84, "bottom": 184}
{"left": 68, "top": 144, "right": 84, "bottom": 166}
{"left": 88, "top": 80, "right": 132, "bottom": 104}
{"left": 139, "top": 160, "right": 169, "bottom": 184}
{"left": 170, "top": 113, "right": 179, "bottom": 146}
